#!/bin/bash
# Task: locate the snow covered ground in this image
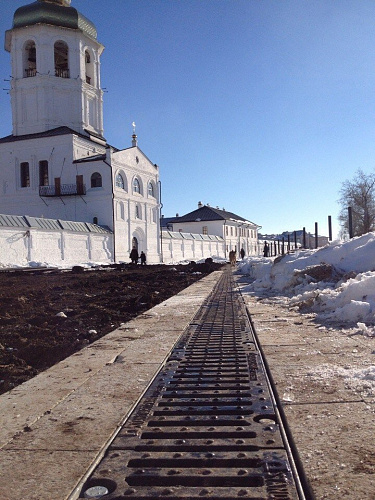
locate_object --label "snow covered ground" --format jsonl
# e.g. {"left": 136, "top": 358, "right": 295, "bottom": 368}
{"left": 237, "top": 232, "right": 375, "bottom": 403}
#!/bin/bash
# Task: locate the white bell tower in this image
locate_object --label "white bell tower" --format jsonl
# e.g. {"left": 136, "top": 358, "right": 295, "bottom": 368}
{"left": 5, "top": 0, "right": 105, "bottom": 138}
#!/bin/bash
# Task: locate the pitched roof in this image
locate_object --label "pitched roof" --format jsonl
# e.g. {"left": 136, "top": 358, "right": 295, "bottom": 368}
{"left": 0, "top": 126, "right": 100, "bottom": 144}
{"left": 73, "top": 153, "right": 107, "bottom": 163}
{"left": 168, "top": 205, "right": 258, "bottom": 225}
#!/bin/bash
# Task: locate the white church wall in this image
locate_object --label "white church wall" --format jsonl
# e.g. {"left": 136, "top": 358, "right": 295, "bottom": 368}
{"left": 0, "top": 134, "right": 114, "bottom": 226}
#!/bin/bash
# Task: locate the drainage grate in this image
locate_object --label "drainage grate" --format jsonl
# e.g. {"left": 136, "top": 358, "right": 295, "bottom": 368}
{"left": 79, "top": 270, "right": 306, "bottom": 499}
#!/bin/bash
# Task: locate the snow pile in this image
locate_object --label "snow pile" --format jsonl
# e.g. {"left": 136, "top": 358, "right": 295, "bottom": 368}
{"left": 307, "top": 364, "right": 375, "bottom": 399}
{"left": 238, "top": 232, "right": 375, "bottom": 329}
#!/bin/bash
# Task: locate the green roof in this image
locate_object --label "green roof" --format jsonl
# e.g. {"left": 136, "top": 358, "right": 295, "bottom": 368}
{"left": 12, "top": 1, "right": 97, "bottom": 39}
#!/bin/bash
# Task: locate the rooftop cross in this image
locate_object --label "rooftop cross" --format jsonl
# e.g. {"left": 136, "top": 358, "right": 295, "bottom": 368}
{"left": 38, "top": 0, "right": 72, "bottom": 5}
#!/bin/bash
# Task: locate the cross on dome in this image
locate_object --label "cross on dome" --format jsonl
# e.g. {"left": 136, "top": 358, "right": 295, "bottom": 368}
{"left": 38, "top": 0, "right": 72, "bottom": 5}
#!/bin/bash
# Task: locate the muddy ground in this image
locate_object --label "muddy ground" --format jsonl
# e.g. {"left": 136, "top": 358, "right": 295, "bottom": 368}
{"left": 0, "top": 262, "right": 222, "bottom": 395}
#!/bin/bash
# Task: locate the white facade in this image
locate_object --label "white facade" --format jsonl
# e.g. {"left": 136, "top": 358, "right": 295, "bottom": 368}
{"left": 0, "top": 0, "right": 161, "bottom": 264}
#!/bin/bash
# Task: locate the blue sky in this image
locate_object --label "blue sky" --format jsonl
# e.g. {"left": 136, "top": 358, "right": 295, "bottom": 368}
{"left": 1, "top": 0, "right": 375, "bottom": 238}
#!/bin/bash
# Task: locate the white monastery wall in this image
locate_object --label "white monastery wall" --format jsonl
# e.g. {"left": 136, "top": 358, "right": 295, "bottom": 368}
{"left": 0, "top": 217, "right": 230, "bottom": 268}
{"left": 161, "top": 232, "right": 226, "bottom": 264}
{"left": 0, "top": 219, "right": 113, "bottom": 268}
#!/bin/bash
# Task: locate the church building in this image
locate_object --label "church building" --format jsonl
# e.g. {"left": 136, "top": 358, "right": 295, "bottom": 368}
{"left": 0, "top": 0, "right": 161, "bottom": 264}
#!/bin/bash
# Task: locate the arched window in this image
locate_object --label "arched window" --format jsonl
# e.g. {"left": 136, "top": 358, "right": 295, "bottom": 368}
{"left": 116, "top": 173, "right": 125, "bottom": 189}
{"left": 91, "top": 172, "right": 102, "bottom": 188}
{"left": 24, "top": 41, "right": 36, "bottom": 77}
{"left": 135, "top": 204, "right": 142, "bottom": 219}
{"left": 39, "top": 160, "right": 49, "bottom": 186}
{"left": 54, "top": 41, "right": 69, "bottom": 78}
{"left": 148, "top": 182, "right": 154, "bottom": 197}
{"left": 85, "top": 49, "right": 94, "bottom": 85}
{"left": 133, "top": 177, "right": 141, "bottom": 194}
{"left": 93, "top": 217, "right": 98, "bottom": 224}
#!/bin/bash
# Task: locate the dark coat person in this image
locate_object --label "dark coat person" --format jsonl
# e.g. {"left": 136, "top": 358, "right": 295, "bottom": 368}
{"left": 130, "top": 247, "right": 139, "bottom": 264}
{"left": 140, "top": 251, "right": 146, "bottom": 265}
{"left": 263, "top": 241, "right": 270, "bottom": 257}
{"left": 240, "top": 248, "right": 245, "bottom": 259}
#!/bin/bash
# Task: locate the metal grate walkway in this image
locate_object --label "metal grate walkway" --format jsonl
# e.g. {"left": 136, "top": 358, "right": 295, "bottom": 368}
{"left": 78, "top": 269, "right": 310, "bottom": 500}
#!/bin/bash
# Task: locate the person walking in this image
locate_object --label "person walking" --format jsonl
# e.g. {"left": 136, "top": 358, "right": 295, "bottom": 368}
{"left": 140, "top": 251, "right": 146, "bottom": 266}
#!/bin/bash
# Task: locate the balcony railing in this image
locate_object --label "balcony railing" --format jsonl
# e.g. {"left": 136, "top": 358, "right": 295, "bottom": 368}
{"left": 25, "top": 68, "right": 37, "bottom": 77}
{"left": 55, "top": 68, "right": 70, "bottom": 78}
{"left": 39, "top": 184, "right": 86, "bottom": 197}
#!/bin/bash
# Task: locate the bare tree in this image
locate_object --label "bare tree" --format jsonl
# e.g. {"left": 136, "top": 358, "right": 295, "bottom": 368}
{"left": 338, "top": 169, "right": 375, "bottom": 237}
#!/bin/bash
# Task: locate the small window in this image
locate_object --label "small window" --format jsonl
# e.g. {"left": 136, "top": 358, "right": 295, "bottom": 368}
{"left": 202, "top": 226, "right": 208, "bottom": 235}
{"left": 135, "top": 204, "right": 141, "bottom": 219}
{"left": 20, "top": 162, "right": 30, "bottom": 188}
{"left": 85, "top": 49, "right": 94, "bottom": 85}
{"left": 39, "top": 160, "right": 49, "bottom": 186}
{"left": 133, "top": 177, "right": 141, "bottom": 194}
{"left": 230, "top": 227, "right": 233, "bottom": 236}
{"left": 148, "top": 182, "right": 154, "bottom": 197}
{"left": 93, "top": 217, "right": 98, "bottom": 224}
{"left": 225, "top": 226, "right": 228, "bottom": 236}
{"left": 91, "top": 172, "right": 102, "bottom": 188}
{"left": 116, "top": 173, "right": 125, "bottom": 189}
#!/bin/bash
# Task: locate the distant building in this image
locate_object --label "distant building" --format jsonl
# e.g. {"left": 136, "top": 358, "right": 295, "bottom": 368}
{"left": 162, "top": 202, "right": 261, "bottom": 258}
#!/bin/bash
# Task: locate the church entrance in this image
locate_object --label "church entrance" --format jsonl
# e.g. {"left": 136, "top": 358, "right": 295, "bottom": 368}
{"left": 132, "top": 236, "right": 138, "bottom": 251}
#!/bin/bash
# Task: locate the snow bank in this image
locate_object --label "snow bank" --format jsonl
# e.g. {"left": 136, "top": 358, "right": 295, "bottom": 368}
{"left": 308, "top": 364, "right": 375, "bottom": 399}
{"left": 238, "top": 232, "right": 375, "bottom": 328}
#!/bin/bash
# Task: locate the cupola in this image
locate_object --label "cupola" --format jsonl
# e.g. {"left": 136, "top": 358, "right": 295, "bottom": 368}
{"left": 12, "top": 0, "right": 97, "bottom": 40}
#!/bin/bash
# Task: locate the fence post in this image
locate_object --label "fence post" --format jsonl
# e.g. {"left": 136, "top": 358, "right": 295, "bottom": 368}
{"left": 315, "top": 222, "right": 318, "bottom": 249}
{"left": 294, "top": 231, "right": 297, "bottom": 250}
{"left": 303, "top": 227, "right": 306, "bottom": 249}
{"left": 287, "top": 234, "right": 290, "bottom": 252}
{"left": 348, "top": 207, "right": 353, "bottom": 238}
{"left": 328, "top": 215, "right": 332, "bottom": 241}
